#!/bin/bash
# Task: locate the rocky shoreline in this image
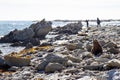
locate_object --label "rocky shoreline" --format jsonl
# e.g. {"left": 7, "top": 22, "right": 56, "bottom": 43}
{"left": 0, "top": 19, "right": 120, "bottom": 80}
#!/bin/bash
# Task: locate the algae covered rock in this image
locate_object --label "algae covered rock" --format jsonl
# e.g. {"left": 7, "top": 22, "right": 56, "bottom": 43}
{"left": 4, "top": 55, "right": 30, "bottom": 67}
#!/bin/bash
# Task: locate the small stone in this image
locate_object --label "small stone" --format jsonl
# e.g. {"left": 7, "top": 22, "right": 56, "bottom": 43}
{"left": 82, "top": 52, "right": 93, "bottom": 59}
{"left": 45, "top": 63, "right": 64, "bottom": 73}
{"left": 25, "top": 42, "right": 33, "bottom": 49}
{"left": 86, "top": 44, "right": 92, "bottom": 52}
{"left": 104, "top": 41, "right": 117, "bottom": 48}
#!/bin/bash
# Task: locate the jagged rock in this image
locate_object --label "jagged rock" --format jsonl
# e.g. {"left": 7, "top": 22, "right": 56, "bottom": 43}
{"left": 0, "top": 19, "right": 51, "bottom": 46}
{"left": 13, "top": 28, "right": 35, "bottom": 41}
{"left": 91, "top": 39, "right": 103, "bottom": 56}
{"left": 45, "top": 62, "right": 64, "bottom": 73}
{"left": 0, "top": 29, "right": 18, "bottom": 43}
{"left": 4, "top": 55, "right": 30, "bottom": 67}
{"left": 54, "top": 21, "right": 82, "bottom": 34}
{"left": 29, "top": 19, "right": 52, "bottom": 38}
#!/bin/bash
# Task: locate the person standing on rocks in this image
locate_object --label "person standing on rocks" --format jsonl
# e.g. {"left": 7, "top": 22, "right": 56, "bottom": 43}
{"left": 85, "top": 20, "right": 89, "bottom": 28}
{"left": 97, "top": 18, "right": 101, "bottom": 27}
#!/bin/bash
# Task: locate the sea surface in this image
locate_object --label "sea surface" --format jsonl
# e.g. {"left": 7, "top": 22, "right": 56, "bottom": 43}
{"left": 0, "top": 20, "right": 120, "bottom": 55}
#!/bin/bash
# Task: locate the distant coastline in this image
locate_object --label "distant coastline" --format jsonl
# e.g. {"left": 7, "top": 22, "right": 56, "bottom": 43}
{"left": 53, "top": 19, "right": 120, "bottom": 22}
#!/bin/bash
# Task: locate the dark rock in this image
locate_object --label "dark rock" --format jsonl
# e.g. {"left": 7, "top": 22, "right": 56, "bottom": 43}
{"left": 107, "top": 48, "right": 119, "bottom": 54}
{"left": 10, "top": 41, "right": 23, "bottom": 47}
{"left": 91, "top": 39, "right": 103, "bottom": 56}
{"left": 53, "top": 21, "right": 82, "bottom": 34}
{"left": 29, "top": 38, "right": 40, "bottom": 46}
{"left": 0, "top": 19, "right": 52, "bottom": 47}
{"left": 83, "top": 64, "right": 104, "bottom": 71}
{"left": 45, "top": 62, "right": 64, "bottom": 73}
{"left": 0, "top": 55, "right": 5, "bottom": 67}
{"left": 0, "top": 50, "right": 2, "bottom": 54}
{"left": 25, "top": 43, "right": 33, "bottom": 49}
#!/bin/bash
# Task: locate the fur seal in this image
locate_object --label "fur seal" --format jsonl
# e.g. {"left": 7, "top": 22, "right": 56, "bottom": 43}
{"left": 91, "top": 39, "right": 103, "bottom": 56}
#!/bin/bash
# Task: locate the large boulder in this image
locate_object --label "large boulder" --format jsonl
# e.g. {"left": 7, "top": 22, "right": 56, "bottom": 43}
{"left": 29, "top": 19, "right": 52, "bottom": 39}
{"left": 36, "top": 53, "right": 67, "bottom": 71}
{"left": 0, "top": 28, "right": 35, "bottom": 43}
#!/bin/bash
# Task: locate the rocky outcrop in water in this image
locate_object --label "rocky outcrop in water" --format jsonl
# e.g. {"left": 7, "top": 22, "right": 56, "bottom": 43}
{"left": 53, "top": 21, "right": 83, "bottom": 34}
{"left": 0, "top": 19, "right": 52, "bottom": 46}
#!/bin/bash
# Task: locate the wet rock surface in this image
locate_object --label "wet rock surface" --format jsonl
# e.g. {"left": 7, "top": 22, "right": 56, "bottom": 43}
{"left": 0, "top": 22, "right": 120, "bottom": 80}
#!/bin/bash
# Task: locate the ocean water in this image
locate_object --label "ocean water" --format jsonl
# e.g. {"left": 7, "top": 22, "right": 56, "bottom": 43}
{"left": 0, "top": 20, "right": 120, "bottom": 55}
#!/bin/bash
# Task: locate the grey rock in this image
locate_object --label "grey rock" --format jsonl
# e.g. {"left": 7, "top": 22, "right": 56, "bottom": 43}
{"left": 30, "top": 19, "right": 52, "bottom": 38}
{"left": 86, "top": 43, "right": 92, "bottom": 52}
{"left": 103, "top": 41, "right": 117, "bottom": 48}
{"left": 0, "top": 55, "right": 5, "bottom": 66}
{"left": 45, "top": 53, "right": 68, "bottom": 64}
{"left": 82, "top": 52, "right": 93, "bottom": 59}
{"left": 107, "top": 48, "right": 119, "bottom": 54}
{"left": 36, "top": 53, "right": 67, "bottom": 71}
{"left": 13, "top": 28, "right": 35, "bottom": 41}
{"left": 36, "top": 60, "right": 49, "bottom": 71}
{"left": 25, "top": 42, "right": 33, "bottom": 49}
{"left": 45, "top": 62, "right": 64, "bottom": 73}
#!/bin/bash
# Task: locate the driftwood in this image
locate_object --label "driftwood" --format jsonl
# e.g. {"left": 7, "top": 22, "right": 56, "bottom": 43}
{"left": 91, "top": 39, "right": 103, "bottom": 56}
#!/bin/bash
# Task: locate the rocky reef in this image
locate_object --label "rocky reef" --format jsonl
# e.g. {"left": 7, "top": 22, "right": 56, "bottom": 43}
{"left": 0, "top": 19, "right": 52, "bottom": 46}
{"left": 0, "top": 21, "right": 120, "bottom": 80}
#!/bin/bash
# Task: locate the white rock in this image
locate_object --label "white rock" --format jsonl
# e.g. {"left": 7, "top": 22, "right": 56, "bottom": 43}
{"left": 78, "top": 76, "right": 97, "bottom": 80}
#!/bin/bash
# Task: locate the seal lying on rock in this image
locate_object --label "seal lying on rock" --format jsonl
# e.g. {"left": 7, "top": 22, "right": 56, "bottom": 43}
{"left": 91, "top": 39, "right": 103, "bottom": 56}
